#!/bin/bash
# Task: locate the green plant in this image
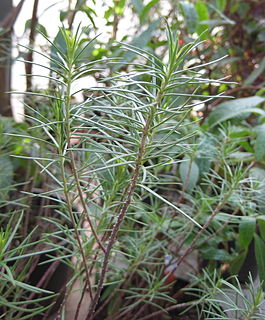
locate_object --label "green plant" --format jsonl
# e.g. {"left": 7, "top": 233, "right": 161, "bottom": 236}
{"left": 187, "top": 270, "right": 265, "bottom": 320}
{"left": 2, "top": 11, "right": 265, "bottom": 320}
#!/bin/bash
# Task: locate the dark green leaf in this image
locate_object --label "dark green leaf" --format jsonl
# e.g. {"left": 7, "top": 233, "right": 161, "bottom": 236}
{"left": 249, "top": 168, "right": 265, "bottom": 214}
{"left": 24, "top": 20, "right": 48, "bottom": 37}
{"left": 195, "top": 1, "right": 209, "bottom": 39}
{"left": 140, "top": 0, "right": 159, "bottom": 23}
{"left": 230, "top": 250, "right": 247, "bottom": 275}
{"left": 82, "top": 6, "right": 97, "bottom": 28}
{"left": 50, "top": 29, "right": 67, "bottom": 70}
{"left": 201, "top": 248, "right": 231, "bottom": 261}
{"left": 258, "top": 217, "right": 265, "bottom": 241}
{"left": 196, "top": 134, "right": 216, "bottom": 175}
{"left": 121, "top": 19, "right": 160, "bottom": 64}
{"left": 254, "top": 234, "right": 265, "bottom": 290}
{"left": 239, "top": 217, "right": 256, "bottom": 249}
{"left": 59, "top": 10, "right": 68, "bottom": 22}
{"left": 254, "top": 123, "right": 265, "bottom": 161}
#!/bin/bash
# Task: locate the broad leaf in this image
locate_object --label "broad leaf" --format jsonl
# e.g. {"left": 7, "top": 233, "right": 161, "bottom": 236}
{"left": 195, "top": 1, "right": 209, "bottom": 39}
{"left": 254, "top": 123, "right": 265, "bottom": 161}
{"left": 196, "top": 134, "right": 216, "bottom": 175}
{"left": 179, "top": 157, "right": 199, "bottom": 191}
{"left": 120, "top": 20, "right": 160, "bottom": 64}
{"left": 201, "top": 248, "right": 231, "bottom": 261}
{"left": 140, "top": 0, "right": 160, "bottom": 23}
{"left": 216, "top": 0, "right": 227, "bottom": 12}
{"left": 208, "top": 96, "right": 265, "bottom": 127}
{"left": 249, "top": 167, "right": 265, "bottom": 214}
{"left": 180, "top": 2, "right": 198, "bottom": 34}
{"left": 258, "top": 217, "right": 265, "bottom": 241}
{"left": 239, "top": 217, "right": 256, "bottom": 249}
{"left": 0, "top": 155, "right": 13, "bottom": 200}
{"left": 254, "top": 234, "right": 265, "bottom": 290}
{"left": 131, "top": 0, "right": 143, "bottom": 14}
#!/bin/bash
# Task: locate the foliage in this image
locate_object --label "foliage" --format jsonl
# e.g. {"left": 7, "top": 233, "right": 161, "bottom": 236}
{"left": 0, "top": 1, "right": 265, "bottom": 320}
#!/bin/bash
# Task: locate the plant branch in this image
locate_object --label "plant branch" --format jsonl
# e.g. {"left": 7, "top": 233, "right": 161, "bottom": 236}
{"left": 25, "top": 0, "right": 39, "bottom": 92}
{"left": 86, "top": 111, "right": 153, "bottom": 319}
{"left": 138, "top": 300, "right": 200, "bottom": 320}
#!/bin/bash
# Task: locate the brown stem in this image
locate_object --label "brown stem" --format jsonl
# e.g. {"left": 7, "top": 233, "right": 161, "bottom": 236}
{"left": 210, "top": 86, "right": 263, "bottom": 108}
{"left": 0, "top": 0, "right": 25, "bottom": 30}
{"left": 174, "top": 191, "right": 233, "bottom": 271}
{"left": 131, "top": 304, "right": 148, "bottom": 320}
{"left": 25, "top": 0, "right": 39, "bottom": 92}
{"left": 74, "top": 279, "right": 88, "bottom": 320}
{"left": 111, "top": 12, "right": 119, "bottom": 41}
{"left": 68, "top": 0, "right": 80, "bottom": 30}
{"left": 138, "top": 301, "right": 200, "bottom": 320}
{"left": 195, "top": 207, "right": 239, "bottom": 251}
{"left": 86, "top": 111, "right": 154, "bottom": 320}
{"left": 60, "top": 160, "right": 94, "bottom": 302}
{"left": 69, "top": 149, "right": 106, "bottom": 253}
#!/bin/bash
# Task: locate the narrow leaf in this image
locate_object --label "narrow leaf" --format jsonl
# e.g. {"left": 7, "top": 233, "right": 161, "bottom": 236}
{"left": 139, "top": 184, "right": 202, "bottom": 228}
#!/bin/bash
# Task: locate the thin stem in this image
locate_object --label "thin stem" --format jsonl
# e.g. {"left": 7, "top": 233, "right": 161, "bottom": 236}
{"left": 86, "top": 111, "right": 153, "bottom": 319}
{"left": 68, "top": 149, "right": 106, "bottom": 253}
{"left": 174, "top": 190, "right": 233, "bottom": 271}
{"left": 60, "top": 159, "right": 93, "bottom": 301}
{"left": 58, "top": 70, "right": 96, "bottom": 303}
{"left": 138, "top": 300, "right": 200, "bottom": 320}
{"left": 25, "top": 0, "right": 39, "bottom": 92}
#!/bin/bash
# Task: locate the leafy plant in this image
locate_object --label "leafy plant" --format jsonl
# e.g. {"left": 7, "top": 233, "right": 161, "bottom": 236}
{"left": 1, "top": 1, "right": 265, "bottom": 319}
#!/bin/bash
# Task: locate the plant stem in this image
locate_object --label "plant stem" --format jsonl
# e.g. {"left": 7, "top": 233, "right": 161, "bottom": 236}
{"left": 138, "top": 300, "right": 200, "bottom": 320}
{"left": 60, "top": 159, "right": 93, "bottom": 300}
{"left": 174, "top": 190, "right": 233, "bottom": 271}
{"left": 86, "top": 110, "right": 154, "bottom": 319}
{"left": 25, "top": 0, "right": 39, "bottom": 92}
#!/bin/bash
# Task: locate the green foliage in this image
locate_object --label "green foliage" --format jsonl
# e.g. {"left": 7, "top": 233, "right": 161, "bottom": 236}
{"left": 1, "top": 0, "right": 265, "bottom": 319}
{"left": 208, "top": 96, "right": 265, "bottom": 127}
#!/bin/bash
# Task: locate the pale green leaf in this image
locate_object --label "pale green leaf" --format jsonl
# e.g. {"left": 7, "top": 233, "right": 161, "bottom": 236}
{"left": 208, "top": 96, "right": 265, "bottom": 127}
{"left": 254, "top": 123, "right": 265, "bottom": 161}
{"left": 180, "top": 1, "right": 198, "bottom": 34}
{"left": 179, "top": 157, "right": 199, "bottom": 190}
